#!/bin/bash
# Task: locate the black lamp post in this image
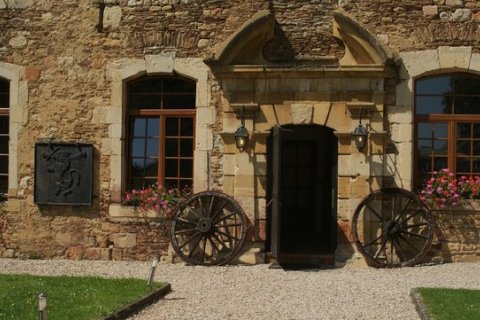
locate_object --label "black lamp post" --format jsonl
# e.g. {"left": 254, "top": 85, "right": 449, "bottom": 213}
{"left": 234, "top": 106, "right": 249, "bottom": 152}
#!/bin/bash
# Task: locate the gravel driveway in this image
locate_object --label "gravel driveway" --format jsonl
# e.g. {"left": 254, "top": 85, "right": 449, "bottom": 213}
{"left": 1, "top": 259, "right": 479, "bottom": 319}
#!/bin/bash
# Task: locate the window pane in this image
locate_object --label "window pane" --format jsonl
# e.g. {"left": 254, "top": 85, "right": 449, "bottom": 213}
{"left": 133, "top": 118, "right": 146, "bottom": 137}
{"left": 130, "top": 178, "right": 144, "bottom": 190}
{"left": 131, "top": 158, "right": 145, "bottom": 177}
{"left": 163, "top": 94, "right": 195, "bottom": 109}
{"left": 418, "top": 156, "right": 431, "bottom": 173}
{"left": 180, "top": 117, "right": 194, "bottom": 136}
{"left": 147, "top": 118, "right": 159, "bottom": 137}
{"left": 454, "top": 74, "right": 480, "bottom": 95}
{"left": 474, "top": 124, "right": 480, "bottom": 137}
{"left": 433, "top": 140, "right": 448, "bottom": 155}
{"left": 0, "top": 117, "right": 7, "bottom": 134}
{"left": 165, "top": 179, "right": 178, "bottom": 190}
{"left": 132, "top": 138, "right": 145, "bottom": 157}
{"left": 165, "top": 159, "right": 178, "bottom": 178}
{"left": 165, "top": 138, "right": 178, "bottom": 157}
{"left": 457, "top": 140, "right": 471, "bottom": 156}
{"left": 163, "top": 78, "right": 195, "bottom": 93}
{"left": 129, "top": 94, "right": 162, "bottom": 109}
{"left": 417, "top": 139, "right": 432, "bottom": 156}
{"left": 0, "top": 94, "right": 8, "bottom": 108}
{"left": 473, "top": 158, "right": 480, "bottom": 172}
{"left": 454, "top": 96, "right": 480, "bottom": 114}
{"left": 457, "top": 123, "right": 471, "bottom": 139}
{"left": 129, "top": 78, "right": 162, "bottom": 94}
{"left": 0, "top": 136, "right": 8, "bottom": 154}
{"left": 0, "top": 80, "right": 9, "bottom": 93}
{"left": 433, "top": 123, "right": 448, "bottom": 139}
{"left": 144, "top": 179, "right": 157, "bottom": 188}
{"left": 457, "top": 157, "right": 471, "bottom": 173}
{"left": 417, "top": 123, "right": 432, "bottom": 139}
{"left": 146, "top": 139, "right": 159, "bottom": 157}
{"left": 180, "top": 138, "right": 193, "bottom": 157}
{"left": 416, "top": 76, "right": 452, "bottom": 95}
{"left": 0, "top": 175, "right": 7, "bottom": 194}
{"left": 433, "top": 157, "right": 447, "bottom": 171}
{"left": 180, "top": 159, "right": 193, "bottom": 178}
{"left": 179, "top": 179, "right": 192, "bottom": 190}
{"left": 165, "top": 117, "right": 179, "bottom": 136}
{"left": 0, "top": 156, "right": 8, "bottom": 174}
{"left": 474, "top": 141, "right": 480, "bottom": 155}
{"left": 145, "top": 159, "right": 158, "bottom": 177}
{"left": 416, "top": 96, "right": 452, "bottom": 114}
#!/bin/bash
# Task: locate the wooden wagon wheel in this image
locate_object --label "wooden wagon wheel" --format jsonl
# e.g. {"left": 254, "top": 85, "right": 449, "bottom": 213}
{"left": 170, "top": 191, "right": 248, "bottom": 266}
{"left": 351, "top": 188, "right": 434, "bottom": 268}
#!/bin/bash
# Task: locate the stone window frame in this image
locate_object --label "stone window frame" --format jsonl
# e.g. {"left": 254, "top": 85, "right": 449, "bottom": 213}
{"left": 107, "top": 54, "right": 213, "bottom": 219}
{"left": 0, "top": 63, "right": 27, "bottom": 198}
{"left": 392, "top": 46, "right": 480, "bottom": 189}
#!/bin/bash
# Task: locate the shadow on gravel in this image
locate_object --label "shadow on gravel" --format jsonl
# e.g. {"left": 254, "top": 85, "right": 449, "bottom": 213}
{"left": 268, "top": 263, "right": 335, "bottom": 272}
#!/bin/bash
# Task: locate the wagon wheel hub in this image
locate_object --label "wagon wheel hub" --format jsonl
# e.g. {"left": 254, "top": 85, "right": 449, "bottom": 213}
{"left": 197, "top": 218, "right": 213, "bottom": 233}
{"left": 385, "top": 220, "right": 401, "bottom": 236}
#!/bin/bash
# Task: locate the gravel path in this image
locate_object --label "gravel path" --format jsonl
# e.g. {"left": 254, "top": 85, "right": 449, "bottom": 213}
{"left": 1, "top": 259, "right": 480, "bottom": 320}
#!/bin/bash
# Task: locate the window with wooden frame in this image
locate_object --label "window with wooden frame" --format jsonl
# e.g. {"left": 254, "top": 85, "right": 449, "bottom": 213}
{"left": 415, "top": 73, "right": 480, "bottom": 186}
{"left": 0, "top": 78, "right": 8, "bottom": 196}
{"left": 127, "top": 75, "right": 196, "bottom": 191}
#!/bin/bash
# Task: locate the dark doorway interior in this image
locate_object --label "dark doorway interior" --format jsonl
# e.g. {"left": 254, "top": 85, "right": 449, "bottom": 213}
{"left": 267, "top": 125, "right": 338, "bottom": 265}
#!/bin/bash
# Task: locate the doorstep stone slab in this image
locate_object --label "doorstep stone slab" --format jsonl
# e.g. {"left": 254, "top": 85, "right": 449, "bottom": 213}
{"left": 101, "top": 283, "right": 172, "bottom": 320}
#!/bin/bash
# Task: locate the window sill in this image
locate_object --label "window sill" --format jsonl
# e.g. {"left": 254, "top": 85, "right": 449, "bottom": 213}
{"left": 430, "top": 200, "right": 480, "bottom": 213}
{"left": 108, "top": 203, "right": 168, "bottom": 223}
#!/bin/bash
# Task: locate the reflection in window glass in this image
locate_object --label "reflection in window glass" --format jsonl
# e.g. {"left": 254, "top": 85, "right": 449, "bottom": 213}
{"left": 416, "top": 76, "right": 452, "bottom": 95}
{"left": 416, "top": 96, "right": 452, "bottom": 115}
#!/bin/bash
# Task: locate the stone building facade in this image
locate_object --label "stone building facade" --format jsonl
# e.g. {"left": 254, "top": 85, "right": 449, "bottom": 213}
{"left": 0, "top": 0, "right": 479, "bottom": 264}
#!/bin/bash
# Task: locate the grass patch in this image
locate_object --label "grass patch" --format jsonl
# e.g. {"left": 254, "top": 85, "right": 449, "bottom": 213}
{"left": 418, "top": 288, "right": 480, "bottom": 320}
{"left": 0, "top": 274, "right": 165, "bottom": 320}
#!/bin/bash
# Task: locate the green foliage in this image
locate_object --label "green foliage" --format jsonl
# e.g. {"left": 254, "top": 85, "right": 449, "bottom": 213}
{"left": 418, "top": 288, "right": 480, "bottom": 320}
{"left": 0, "top": 274, "right": 165, "bottom": 320}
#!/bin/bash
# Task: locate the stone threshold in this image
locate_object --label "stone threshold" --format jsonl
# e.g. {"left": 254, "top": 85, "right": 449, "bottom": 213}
{"left": 410, "top": 288, "right": 433, "bottom": 320}
{"left": 101, "top": 283, "right": 172, "bottom": 320}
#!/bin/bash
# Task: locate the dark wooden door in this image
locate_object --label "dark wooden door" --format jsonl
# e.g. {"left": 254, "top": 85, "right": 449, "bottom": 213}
{"left": 268, "top": 125, "right": 337, "bottom": 265}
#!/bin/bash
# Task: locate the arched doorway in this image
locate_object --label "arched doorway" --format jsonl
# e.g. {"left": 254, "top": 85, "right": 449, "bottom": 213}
{"left": 267, "top": 124, "right": 338, "bottom": 266}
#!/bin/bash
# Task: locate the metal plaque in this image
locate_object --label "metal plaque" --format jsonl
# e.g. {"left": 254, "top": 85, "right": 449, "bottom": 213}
{"left": 34, "top": 143, "right": 93, "bottom": 205}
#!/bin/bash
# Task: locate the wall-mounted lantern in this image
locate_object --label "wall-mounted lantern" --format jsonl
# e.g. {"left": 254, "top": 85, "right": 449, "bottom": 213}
{"left": 234, "top": 106, "right": 249, "bottom": 152}
{"left": 352, "top": 107, "right": 368, "bottom": 151}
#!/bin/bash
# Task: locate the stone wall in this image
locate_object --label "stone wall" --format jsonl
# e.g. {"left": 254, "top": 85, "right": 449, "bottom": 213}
{"left": 0, "top": 0, "right": 480, "bottom": 262}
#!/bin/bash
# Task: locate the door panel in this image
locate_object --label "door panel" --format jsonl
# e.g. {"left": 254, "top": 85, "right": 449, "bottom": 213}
{"left": 268, "top": 125, "right": 338, "bottom": 265}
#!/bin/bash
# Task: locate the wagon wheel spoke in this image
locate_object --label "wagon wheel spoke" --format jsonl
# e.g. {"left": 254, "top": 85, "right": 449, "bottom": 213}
{"left": 392, "top": 237, "right": 408, "bottom": 262}
{"left": 170, "top": 191, "right": 247, "bottom": 266}
{"left": 187, "top": 234, "right": 203, "bottom": 258}
{"left": 179, "top": 232, "right": 202, "bottom": 249}
{"left": 362, "top": 235, "right": 382, "bottom": 248}
{"left": 397, "top": 233, "right": 421, "bottom": 253}
{"left": 352, "top": 188, "right": 434, "bottom": 268}
{"left": 401, "top": 231, "right": 428, "bottom": 240}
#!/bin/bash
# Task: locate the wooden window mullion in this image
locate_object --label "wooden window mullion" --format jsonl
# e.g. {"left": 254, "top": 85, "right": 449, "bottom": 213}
{"left": 158, "top": 115, "right": 165, "bottom": 186}
{"left": 448, "top": 120, "right": 456, "bottom": 173}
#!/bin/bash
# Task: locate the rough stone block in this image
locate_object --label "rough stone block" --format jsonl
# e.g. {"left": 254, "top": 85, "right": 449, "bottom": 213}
{"left": 145, "top": 53, "right": 175, "bottom": 75}
{"left": 103, "top": 6, "right": 122, "bottom": 30}
{"left": 469, "top": 53, "right": 480, "bottom": 71}
{"left": 291, "top": 103, "right": 313, "bottom": 124}
{"left": 4, "top": 0, "right": 32, "bottom": 9}
{"left": 65, "top": 245, "right": 84, "bottom": 260}
{"left": 423, "top": 5, "right": 438, "bottom": 16}
{"left": 109, "top": 233, "right": 137, "bottom": 248}
{"left": 438, "top": 46, "right": 472, "bottom": 69}
{"left": 399, "top": 50, "right": 439, "bottom": 79}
